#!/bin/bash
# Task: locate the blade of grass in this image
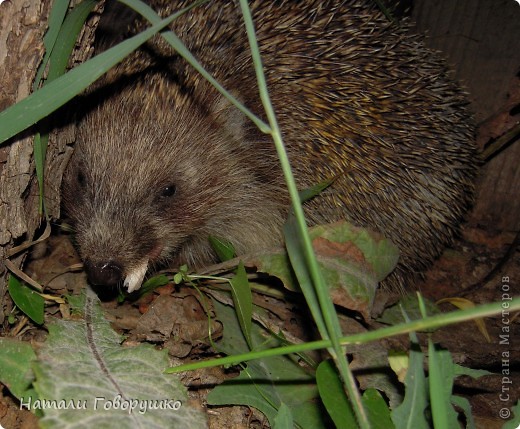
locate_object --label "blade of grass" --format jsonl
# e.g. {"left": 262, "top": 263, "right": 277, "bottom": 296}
{"left": 34, "top": 0, "right": 98, "bottom": 214}
{"left": 33, "top": 132, "right": 47, "bottom": 214}
{"left": 117, "top": 0, "right": 269, "bottom": 133}
{"left": 236, "top": 1, "right": 369, "bottom": 425}
{"left": 0, "top": 2, "right": 199, "bottom": 145}
{"left": 166, "top": 298, "right": 520, "bottom": 373}
{"left": 229, "top": 261, "right": 253, "bottom": 349}
{"left": 46, "top": 0, "right": 98, "bottom": 83}
{"left": 32, "top": 0, "right": 71, "bottom": 91}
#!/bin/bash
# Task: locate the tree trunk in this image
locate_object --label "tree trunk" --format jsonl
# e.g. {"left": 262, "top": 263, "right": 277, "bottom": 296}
{"left": 0, "top": 0, "right": 52, "bottom": 325}
{"left": 0, "top": 0, "right": 100, "bottom": 326}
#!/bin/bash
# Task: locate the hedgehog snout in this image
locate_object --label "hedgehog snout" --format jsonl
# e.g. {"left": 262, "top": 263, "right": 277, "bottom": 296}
{"left": 84, "top": 259, "right": 124, "bottom": 287}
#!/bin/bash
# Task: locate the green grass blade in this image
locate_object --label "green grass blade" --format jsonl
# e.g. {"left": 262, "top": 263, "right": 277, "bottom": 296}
{"left": 166, "top": 298, "right": 520, "bottom": 374}
{"left": 229, "top": 261, "right": 253, "bottom": 349}
{"left": 237, "top": 1, "right": 369, "bottom": 426}
{"left": 32, "top": 0, "right": 71, "bottom": 90}
{"left": 47, "top": 0, "right": 98, "bottom": 82}
{"left": 298, "top": 179, "right": 334, "bottom": 204}
{"left": 118, "top": 0, "right": 269, "bottom": 133}
{"left": 33, "top": 132, "right": 47, "bottom": 214}
{"left": 283, "top": 217, "right": 327, "bottom": 335}
{"left": 0, "top": 5, "right": 192, "bottom": 145}
{"left": 34, "top": 0, "right": 98, "bottom": 214}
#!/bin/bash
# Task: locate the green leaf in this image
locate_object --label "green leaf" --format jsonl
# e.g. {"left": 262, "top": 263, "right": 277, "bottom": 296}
{"left": 363, "top": 389, "right": 394, "bottom": 429}
{"left": 451, "top": 396, "right": 477, "bottom": 429}
{"left": 452, "top": 363, "right": 493, "bottom": 379}
{"left": 273, "top": 220, "right": 398, "bottom": 320}
{"left": 298, "top": 179, "right": 334, "bottom": 204}
{"left": 273, "top": 403, "right": 294, "bottom": 429}
{"left": 307, "top": 221, "right": 399, "bottom": 284}
{"left": 208, "top": 299, "right": 328, "bottom": 428}
{"left": 316, "top": 360, "right": 356, "bottom": 429}
{"left": 247, "top": 247, "right": 296, "bottom": 289}
{"left": 391, "top": 342, "right": 429, "bottom": 429}
{"left": 32, "top": 288, "right": 206, "bottom": 428}
{"left": 209, "top": 236, "right": 236, "bottom": 262}
{"left": 0, "top": 338, "right": 36, "bottom": 399}
{"left": 8, "top": 275, "right": 45, "bottom": 325}
{"left": 138, "top": 274, "right": 171, "bottom": 295}
{"left": 428, "top": 341, "right": 459, "bottom": 429}
{"left": 229, "top": 261, "right": 253, "bottom": 349}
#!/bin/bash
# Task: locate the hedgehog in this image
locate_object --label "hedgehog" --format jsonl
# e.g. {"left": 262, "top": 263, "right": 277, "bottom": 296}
{"left": 62, "top": 0, "right": 478, "bottom": 292}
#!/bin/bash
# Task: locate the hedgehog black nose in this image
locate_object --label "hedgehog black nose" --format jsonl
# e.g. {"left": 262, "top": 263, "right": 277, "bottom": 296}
{"left": 84, "top": 259, "right": 123, "bottom": 286}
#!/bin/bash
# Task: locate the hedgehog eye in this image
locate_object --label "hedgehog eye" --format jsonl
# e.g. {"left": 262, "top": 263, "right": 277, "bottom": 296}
{"left": 160, "top": 184, "right": 177, "bottom": 198}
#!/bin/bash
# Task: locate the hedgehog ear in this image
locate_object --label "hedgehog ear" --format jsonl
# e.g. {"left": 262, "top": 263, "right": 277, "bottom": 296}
{"left": 210, "top": 91, "right": 247, "bottom": 142}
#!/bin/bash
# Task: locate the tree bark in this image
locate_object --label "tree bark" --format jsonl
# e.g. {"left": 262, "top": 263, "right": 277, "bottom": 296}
{"left": 0, "top": 0, "right": 101, "bottom": 326}
{"left": 0, "top": 0, "right": 52, "bottom": 325}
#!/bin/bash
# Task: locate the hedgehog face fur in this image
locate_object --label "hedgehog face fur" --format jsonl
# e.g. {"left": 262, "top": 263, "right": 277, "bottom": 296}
{"left": 63, "top": 78, "right": 288, "bottom": 291}
{"left": 63, "top": 0, "right": 478, "bottom": 292}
